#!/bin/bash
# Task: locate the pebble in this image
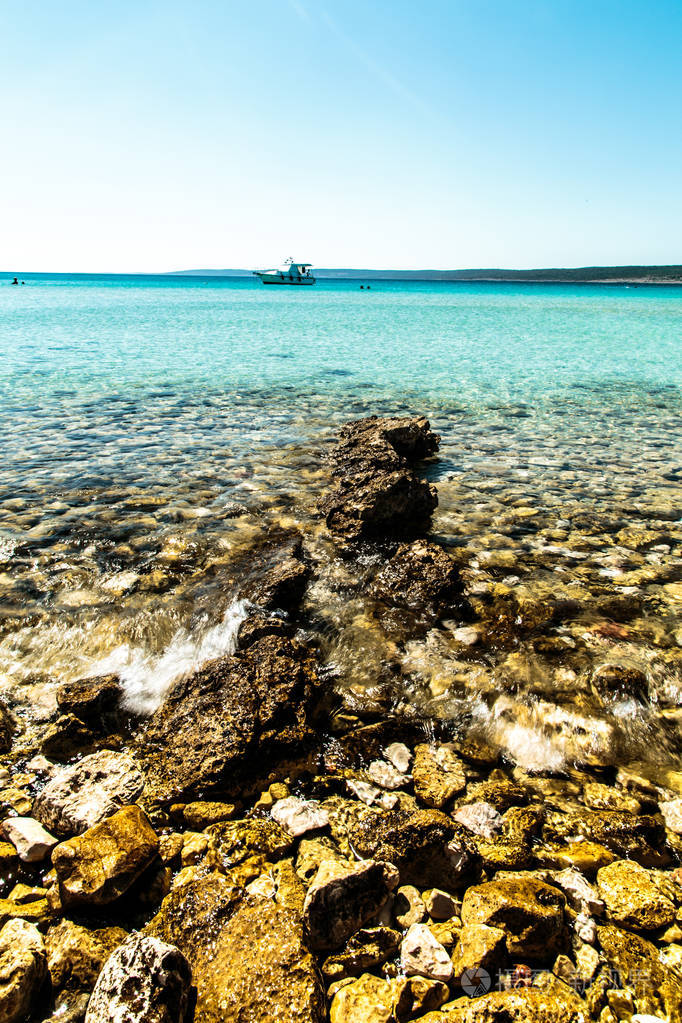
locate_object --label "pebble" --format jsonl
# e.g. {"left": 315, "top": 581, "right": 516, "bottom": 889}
{"left": 271, "top": 797, "right": 330, "bottom": 837}
{"left": 2, "top": 817, "right": 58, "bottom": 863}
{"left": 400, "top": 923, "right": 453, "bottom": 982}
{"left": 384, "top": 742, "right": 412, "bottom": 774}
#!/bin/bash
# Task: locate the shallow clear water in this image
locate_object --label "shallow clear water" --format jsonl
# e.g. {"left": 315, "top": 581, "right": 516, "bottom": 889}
{"left": 1, "top": 274, "right": 681, "bottom": 771}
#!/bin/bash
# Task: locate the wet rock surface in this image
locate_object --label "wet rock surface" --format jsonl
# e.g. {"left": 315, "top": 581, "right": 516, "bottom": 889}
{"left": 320, "top": 416, "right": 439, "bottom": 540}
{"left": 2, "top": 411, "right": 682, "bottom": 1023}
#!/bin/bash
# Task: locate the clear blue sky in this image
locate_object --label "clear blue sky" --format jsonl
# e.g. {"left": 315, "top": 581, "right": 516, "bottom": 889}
{"left": 2, "top": 0, "right": 681, "bottom": 271}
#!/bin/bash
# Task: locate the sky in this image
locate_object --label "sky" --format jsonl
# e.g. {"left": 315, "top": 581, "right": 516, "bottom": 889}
{"left": 1, "top": 0, "right": 681, "bottom": 272}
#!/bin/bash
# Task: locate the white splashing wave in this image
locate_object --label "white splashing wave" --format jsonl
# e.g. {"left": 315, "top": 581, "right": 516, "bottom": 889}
{"left": 90, "top": 599, "right": 250, "bottom": 716}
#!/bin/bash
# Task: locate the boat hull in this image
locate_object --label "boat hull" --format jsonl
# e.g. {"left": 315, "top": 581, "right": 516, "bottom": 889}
{"left": 255, "top": 273, "right": 316, "bottom": 285}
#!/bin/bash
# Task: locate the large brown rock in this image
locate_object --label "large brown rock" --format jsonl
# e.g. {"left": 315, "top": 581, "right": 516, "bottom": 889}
{"left": 340, "top": 805, "right": 478, "bottom": 890}
{"left": 424, "top": 988, "right": 588, "bottom": 1022}
{"left": 239, "top": 532, "right": 311, "bottom": 613}
{"left": 460, "top": 877, "right": 565, "bottom": 961}
{"left": 597, "top": 923, "right": 682, "bottom": 1021}
{"left": 373, "top": 541, "right": 467, "bottom": 622}
{"left": 52, "top": 805, "right": 159, "bottom": 908}
{"left": 138, "top": 634, "right": 320, "bottom": 803}
{"left": 303, "top": 858, "right": 399, "bottom": 951}
{"left": 46, "top": 919, "right": 127, "bottom": 994}
{"left": 320, "top": 416, "right": 439, "bottom": 540}
{"left": 597, "top": 859, "right": 676, "bottom": 930}
{"left": 148, "top": 874, "right": 325, "bottom": 1023}
{"left": 542, "top": 808, "right": 667, "bottom": 866}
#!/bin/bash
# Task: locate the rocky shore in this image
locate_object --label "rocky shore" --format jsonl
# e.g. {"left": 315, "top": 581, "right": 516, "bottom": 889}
{"left": 0, "top": 414, "right": 681, "bottom": 1023}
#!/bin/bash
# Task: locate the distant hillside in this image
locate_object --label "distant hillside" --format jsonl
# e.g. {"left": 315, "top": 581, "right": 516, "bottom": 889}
{"left": 169, "top": 265, "right": 682, "bottom": 283}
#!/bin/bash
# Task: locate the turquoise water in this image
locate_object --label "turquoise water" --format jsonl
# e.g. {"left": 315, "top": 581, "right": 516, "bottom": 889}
{"left": 1, "top": 274, "right": 681, "bottom": 764}
{"left": 2, "top": 274, "right": 681, "bottom": 492}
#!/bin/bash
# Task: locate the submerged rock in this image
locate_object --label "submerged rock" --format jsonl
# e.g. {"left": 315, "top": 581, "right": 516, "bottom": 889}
{"left": 432, "top": 987, "right": 589, "bottom": 1022}
{"left": 52, "top": 805, "right": 159, "bottom": 908}
{"left": 373, "top": 540, "right": 467, "bottom": 622}
{"left": 303, "top": 858, "right": 399, "bottom": 951}
{"left": 138, "top": 634, "right": 320, "bottom": 803}
{"left": 0, "top": 703, "right": 19, "bottom": 753}
{"left": 412, "top": 743, "right": 466, "bottom": 809}
{"left": 56, "top": 673, "right": 124, "bottom": 728}
{"left": 320, "top": 416, "right": 439, "bottom": 540}
{"left": 597, "top": 860, "right": 676, "bottom": 930}
{"left": 239, "top": 531, "right": 311, "bottom": 614}
{"left": 33, "top": 750, "right": 145, "bottom": 837}
{"left": 84, "top": 934, "right": 192, "bottom": 1023}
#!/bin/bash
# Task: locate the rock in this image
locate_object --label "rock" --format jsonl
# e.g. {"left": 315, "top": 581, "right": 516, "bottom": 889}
{"left": 33, "top": 750, "right": 145, "bottom": 837}
{"left": 394, "top": 885, "right": 426, "bottom": 928}
{"left": 207, "top": 817, "right": 293, "bottom": 871}
{"left": 84, "top": 934, "right": 191, "bottom": 1023}
{"left": 542, "top": 809, "right": 667, "bottom": 866}
{"left": 56, "top": 674, "right": 123, "bottom": 728}
{"left": 550, "top": 869, "right": 603, "bottom": 915}
{"left": 149, "top": 875, "right": 325, "bottom": 1023}
{"left": 138, "top": 635, "right": 320, "bottom": 803}
{"left": 423, "top": 888, "right": 459, "bottom": 921}
{"left": 463, "top": 775, "right": 527, "bottom": 812}
{"left": 659, "top": 798, "right": 682, "bottom": 834}
{"left": 591, "top": 663, "right": 649, "bottom": 703}
{"left": 450, "top": 923, "right": 507, "bottom": 984}
{"left": 385, "top": 743, "right": 412, "bottom": 774}
{"left": 303, "top": 858, "right": 399, "bottom": 951}
{"left": 320, "top": 416, "right": 439, "bottom": 540}
{"left": 0, "top": 703, "right": 18, "bottom": 753}
{"left": 534, "top": 841, "right": 616, "bottom": 876}
{"left": 367, "top": 760, "right": 407, "bottom": 790}
{"left": 41, "top": 714, "right": 95, "bottom": 761}
{"left": 322, "top": 927, "right": 401, "bottom": 982}
{"left": 392, "top": 977, "right": 449, "bottom": 1021}
{"left": 271, "top": 797, "right": 329, "bottom": 837}
{"left": 400, "top": 923, "right": 453, "bottom": 982}
{"left": 412, "top": 744, "right": 466, "bottom": 809}
{"left": 583, "top": 782, "right": 641, "bottom": 815}
{"left": 170, "top": 801, "right": 237, "bottom": 830}
{"left": 329, "top": 973, "right": 394, "bottom": 1023}
{"left": 373, "top": 540, "right": 467, "bottom": 621}
{"left": 46, "top": 919, "right": 127, "bottom": 994}
{"left": 597, "top": 860, "right": 676, "bottom": 930}
{"left": 52, "top": 805, "right": 159, "bottom": 908}
{"left": 0, "top": 919, "right": 47, "bottom": 1023}
{"left": 239, "top": 533, "right": 311, "bottom": 613}
{"left": 343, "top": 806, "right": 478, "bottom": 890}
{"left": 296, "top": 836, "right": 348, "bottom": 887}
{"left": 597, "top": 924, "right": 682, "bottom": 1021}
{"left": 432, "top": 988, "right": 588, "bottom": 1022}
{"left": 2, "top": 817, "right": 57, "bottom": 863}
{"left": 461, "top": 877, "right": 565, "bottom": 961}
{"left": 453, "top": 802, "right": 503, "bottom": 839}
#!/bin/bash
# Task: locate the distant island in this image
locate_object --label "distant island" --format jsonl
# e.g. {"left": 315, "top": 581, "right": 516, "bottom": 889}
{"left": 168, "top": 265, "right": 682, "bottom": 283}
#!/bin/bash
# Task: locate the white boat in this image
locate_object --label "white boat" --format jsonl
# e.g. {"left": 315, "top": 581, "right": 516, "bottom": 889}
{"left": 253, "top": 258, "right": 316, "bottom": 286}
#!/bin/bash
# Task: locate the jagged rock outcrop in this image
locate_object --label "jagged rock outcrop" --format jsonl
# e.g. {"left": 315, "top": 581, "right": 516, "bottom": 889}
{"left": 137, "top": 633, "right": 321, "bottom": 804}
{"left": 320, "top": 416, "right": 439, "bottom": 540}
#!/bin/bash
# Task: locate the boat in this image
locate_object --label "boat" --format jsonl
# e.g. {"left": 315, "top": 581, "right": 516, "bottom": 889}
{"left": 253, "top": 258, "right": 316, "bottom": 286}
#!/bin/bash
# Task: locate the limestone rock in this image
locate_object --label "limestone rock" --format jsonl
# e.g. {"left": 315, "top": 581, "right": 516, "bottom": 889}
{"left": 239, "top": 532, "right": 311, "bottom": 613}
{"left": 0, "top": 919, "right": 48, "bottom": 1023}
{"left": 392, "top": 977, "right": 449, "bottom": 1021}
{"left": 367, "top": 760, "right": 407, "bottom": 790}
{"left": 46, "top": 919, "right": 127, "bottom": 993}
{"left": 550, "top": 869, "right": 604, "bottom": 915}
{"left": 303, "top": 858, "right": 399, "bottom": 951}
{"left": 659, "top": 798, "right": 682, "bottom": 834}
{"left": 597, "top": 860, "right": 676, "bottom": 930}
{"left": 433, "top": 987, "right": 589, "bottom": 1022}
{"left": 2, "top": 817, "right": 57, "bottom": 863}
{"left": 343, "top": 806, "right": 478, "bottom": 890}
{"left": 41, "top": 714, "right": 95, "bottom": 761}
{"left": 400, "top": 923, "right": 453, "bottom": 982}
{"left": 84, "top": 934, "right": 192, "bottom": 1023}
{"left": 149, "top": 875, "right": 325, "bottom": 1023}
{"left": 597, "top": 924, "right": 682, "bottom": 1021}
{"left": 322, "top": 927, "right": 401, "bottom": 982}
{"left": 450, "top": 923, "right": 507, "bottom": 984}
{"left": 329, "top": 973, "right": 393, "bottom": 1023}
{"left": 385, "top": 743, "right": 412, "bottom": 774}
{"left": 207, "top": 817, "right": 293, "bottom": 870}
{"left": 394, "top": 885, "right": 426, "bottom": 928}
{"left": 56, "top": 674, "right": 123, "bottom": 728}
{"left": 52, "top": 805, "right": 159, "bottom": 908}
{"left": 138, "top": 634, "right": 320, "bottom": 803}
{"left": 33, "top": 750, "right": 145, "bottom": 837}
{"left": 423, "top": 888, "right": 459, "bottom": 921}
{"left": 461, "top": 877, "right": 565, "bottom": 961}
{"left": 542, "top": 809, "right": 666, "bottom": 866}
{"left": 453, "top": 801, "right": 503, "bottom": 839}
{"left": 271, "top": 797, "right": 329, "bottom": 837}
{"left": 412, "top": 744, "right": 466, "bottom": 809}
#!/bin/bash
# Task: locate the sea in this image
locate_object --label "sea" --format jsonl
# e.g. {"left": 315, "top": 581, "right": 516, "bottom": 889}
{"left": 1, "top": 274, "right": 681, "bottom": 773}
